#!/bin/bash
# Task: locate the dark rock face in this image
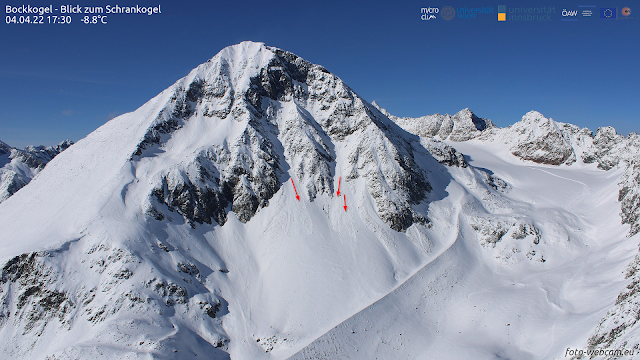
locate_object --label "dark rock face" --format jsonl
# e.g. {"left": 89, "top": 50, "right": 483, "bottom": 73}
{"left": 449, "top": 109, "right": 493, "bottom": 141}
{"left": 132, "top": 116, "right": 182, "bottom": 158}
{"left": 153, "top": 175, "right": 228, "bottom": 227}
{"left": 1, "top": 253, "right": 44, "bottom": 285}
{"left": 146, "top": 278, "right": 188, "bottom": 306}
{"left": 0, "top": 141, "right": 10, "bottom": 156}
{"left": 504, "top": 111, "right": 576, "bottom": 166}
{"left": 585, "top": 244, "right": 640, "bottom": 355}
{"left": 16, "top": 140, "right": 74, "bottom": 169}
{"left": 582, "top": 127, "right": 627, "bottom": 170}
{"left": 419, "top": 138, "right": 467, "bottom": 168}
{"left": 0, "top": 252, "right": 75, "bottom": 335}
{"left": 511, "top": 131, "right": 575, "bottom": 165}
{"left": 273, "top": 48, "right": 313, "bottom": 83}
{"left": 151, "top": 120, "right": 282, "bottom": 226}
{"left": 619, "top": 158, "right": 640, "bottom": 237}
{"left": 245, "top": 49, "right": 314, "bottom": 115}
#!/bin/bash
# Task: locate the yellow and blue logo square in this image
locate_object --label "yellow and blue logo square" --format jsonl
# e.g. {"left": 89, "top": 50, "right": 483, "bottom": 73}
{"left": 498, "top": 5, "right": 506, "bottom": 21}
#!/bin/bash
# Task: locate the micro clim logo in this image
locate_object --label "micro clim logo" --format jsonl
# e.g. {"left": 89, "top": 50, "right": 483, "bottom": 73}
{"left": 600, "top": 7, "right": 617, "bottom": 18}
{"left": 421, "top": 7, "right": 438, "bottom": 20}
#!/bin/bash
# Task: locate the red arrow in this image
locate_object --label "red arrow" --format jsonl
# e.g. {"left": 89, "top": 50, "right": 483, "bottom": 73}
{"left": 343, "top": 194, "right": 347, "bottom": 212}
{"left": 336, "top": 176, "right": 341, "bottom": 197}
{"left": 291, "top": 179, "right": 300, "bottom": 201}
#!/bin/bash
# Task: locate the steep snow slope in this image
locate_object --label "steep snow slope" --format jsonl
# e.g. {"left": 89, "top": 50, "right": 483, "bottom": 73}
{"left": 0, "top": 140, "right": 72, "bottom": 203}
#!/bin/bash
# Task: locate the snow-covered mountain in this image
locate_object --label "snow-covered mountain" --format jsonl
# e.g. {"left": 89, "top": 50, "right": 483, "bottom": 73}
{"left": 0, "top": 140, "right": 73, "bottom": 203}
{"left": 369, "top": 104, "right": 640, "bottom": 359}
{"left": 0, "top": 42, "right": 638, "bottom": 359}
{"left": 381, "top": 105, "right": 640, "bottom": 238}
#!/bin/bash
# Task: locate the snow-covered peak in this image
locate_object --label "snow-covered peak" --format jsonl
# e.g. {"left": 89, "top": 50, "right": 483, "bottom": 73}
{"left": 191, "top": 41, "right": 274, "bottom": 93}
{"left": 511, "top": 110, "right": 562, "bottom": 135}
{"left": 593, "top": 126, "right": 621, "bottom": 146}
{"left": 521, "top": 110, "right": 548, "bottom": 122}
{"left": 212, "top": 41, "right": 267, "bottom": 61}
{"left": 449, "top": 108, "right": 494, "bottom": 141}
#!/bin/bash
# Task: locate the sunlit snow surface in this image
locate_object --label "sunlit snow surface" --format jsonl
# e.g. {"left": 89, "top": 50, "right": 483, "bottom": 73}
{"left": 292, "top": 140, "right": 634, "bottom": 360}
{"left": 0, "top": 42, "right": 636, "bottom": 359}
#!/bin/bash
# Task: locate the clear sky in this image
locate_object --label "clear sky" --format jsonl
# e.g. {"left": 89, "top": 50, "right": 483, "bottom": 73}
{"left": 1, "top": 0, "right": 638, "bottom": 148}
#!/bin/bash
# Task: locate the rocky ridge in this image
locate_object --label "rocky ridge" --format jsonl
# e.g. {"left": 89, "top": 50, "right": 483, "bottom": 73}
{"left": 374, "top": 102, "right": 494, "bottom": 142}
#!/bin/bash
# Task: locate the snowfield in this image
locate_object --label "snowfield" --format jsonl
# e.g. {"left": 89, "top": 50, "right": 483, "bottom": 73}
{"left": 0, "top": 42, "right": 638, "bottom": 360}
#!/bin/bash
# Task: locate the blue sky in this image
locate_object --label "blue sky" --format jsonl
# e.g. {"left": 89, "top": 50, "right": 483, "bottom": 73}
{"left": 1, "top": 0, "right": 638, "bottom": 148}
